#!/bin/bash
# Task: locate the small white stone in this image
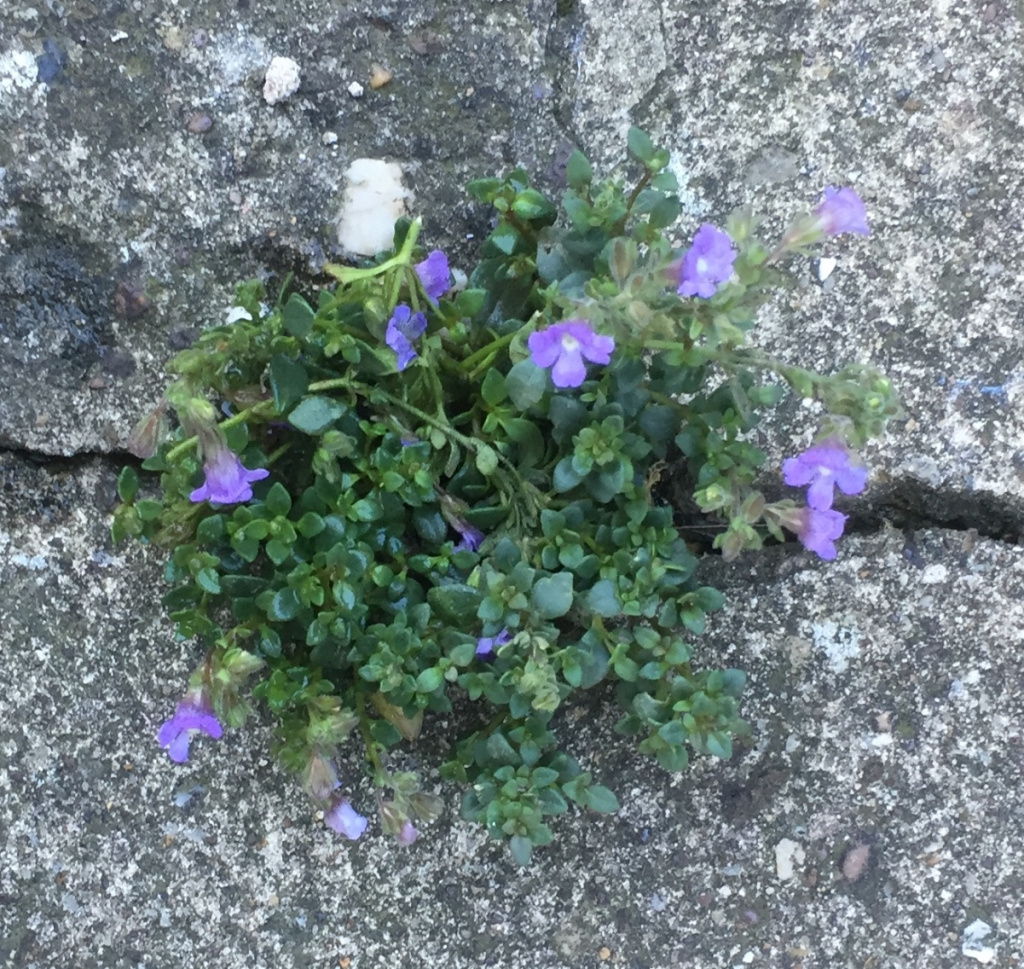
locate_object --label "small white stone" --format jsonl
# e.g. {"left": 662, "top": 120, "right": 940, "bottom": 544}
{"left": 347, "top": 80, "right": 365, "bottom": 98}
{"left": 110, "top": 31, "right": 129, "bottom": 42}
{"left": 335, "top": 159, "right": 412, "bottom": 256}
{"left": 962, "top": 919, "right": 996, "bottom": 964}
{"left": 225, "top": 306, "right": 253, "bottom": 324}
{"left": 263, "top": 56, "right": 301, "bottom": 105}
{"left": 816, "top": 256, "right": 837, "bottom": 281}
{"left": 921, "top": 564, "right": 949, "bottom": 584}
{"left": 774, "top": 838, "right": 805, "bottom": 881}
{"left": 322, "top": 131, "right": 338, "bottom": 145}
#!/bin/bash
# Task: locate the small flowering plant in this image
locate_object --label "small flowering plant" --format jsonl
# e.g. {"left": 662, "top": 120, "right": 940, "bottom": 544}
{"left": 113, "top": 128, "right": 899, "bottom": 865}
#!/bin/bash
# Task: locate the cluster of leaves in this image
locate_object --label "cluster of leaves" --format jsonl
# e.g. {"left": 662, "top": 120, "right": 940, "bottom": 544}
{"left": 114, "top": 128, "right": 895, "bottom": 863}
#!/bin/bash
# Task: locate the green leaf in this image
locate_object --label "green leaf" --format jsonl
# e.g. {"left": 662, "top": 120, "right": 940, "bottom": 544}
{"left": 135, "top": 499, "right": 162, "bottom": 521}
{"left": 351, "top": 497, "right": 382, "bottom": 522}
{"left": 220, "top": 575, "right": 265, "bottom": 597}
{"left": 258, "top": 625, "right": 282, "bottom": 657}
{"left": 706, "top": 731, "right": 733, "bottom": 760}
{"left": 117, "top": 466, "right": 139, "bottom": 503}
{"left": 297, "top": 512, "right": 325, "bottom": 537}
{"left": 196, "top": 514, "right": 225, "bottom": 544}
{"left": 429, "top": 584, "right": 483, "bottom": 624}
{"left": 627, "top": 126, "right": 656, "bottom": 165}
{"left": 288, "top": 396, "right": 346, "bottom": 434}
{"left": 481, "top": 368, "right": 508, "bottom": 406}
{"left": 577, "top": 638, "right": 609, "bottom": 689}
{"left": 475, "top": 444, "right": 499, "bottom": 476}
{"left": 586, "top": 579, "right": 619, "bottom": 618}
{"left": 531, "top": 572, "right": 574, "bottom": 619}
{"left": 416, "top": 667, "right": 444, "bottom": 693}
{"left": 269, "top": 354, "right": 309, "bottom": 413}
{"left": 647, "top": 195, "right": 681, "bottom": 229}
{"left": 485, "top": 732, "right": 519, "bottom": 765}
{"left": 265, "top": 539, "right": 291, "bottom": 565}
{"left": 195, "top": 567, "right": 221, "bottom": 594}
{"left": 531, "top": 766, "right": 559, "bottom": 787}
{"left": 488, "top": 222, "right": 522, "bottom": 256}
{"left": 657, "top": 720, "right": 688, "bottom": 746}
{"left": 551, "top": 457, "right": 583, "bottom": 493}
{"left": 512, "top": 188, "right": 556, "bottom": 221}
{"left": 510, "top": 834, "right": 533, "bottom": 867}
{"left": 265, "top": 482, "right": 292, "bottom": 518}
{"left": 466, "top": 177, "right": 502, "bottom": 203}
{"left": 565, "top": 150, "right": 592, "bottom": 191}
{"left": 268, "top": 588, "right": 301, "bottom": 621}
{"left": 505, "top": 358, "right": 548, "bottom": 410}
{"left": 455, "top": 288, "right": 487, "bottom": 320}
{"left": 656, "top": 745, "right": 689, "bottom": 771}
{"left": 283, "top": 293, "right": 315, "bottom": 338}
{"left": 231, "top": 533, "right": 260, "bottom": 562}
{"left": 585, "top": 785, "right": 619, "bottom": 813}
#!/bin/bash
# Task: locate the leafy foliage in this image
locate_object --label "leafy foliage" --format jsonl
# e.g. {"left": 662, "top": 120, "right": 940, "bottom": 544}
{"left": 114, "top": 128, "right": 896, "bottom": 862}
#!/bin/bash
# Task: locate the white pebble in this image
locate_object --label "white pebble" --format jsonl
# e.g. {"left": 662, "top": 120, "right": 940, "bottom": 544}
{"left": 774, "top": 838, "right": 805, "bottom": 881}
{"left": 962, "top": 919, "right": 996, "bottom": 964}
{"left": 816, "top": 256, "right": 837, "bottom": 281}
{"left": 263, "top": 56, "right": 301, "bottom": 105}
{"left": 322, "top": 131, "right": 339, "bottom": 145}
{"left": 335, "top": 159, "right": 412, "bottom": 256}
{"left": 347, "top": 80, "right": 365, "bottom": 98}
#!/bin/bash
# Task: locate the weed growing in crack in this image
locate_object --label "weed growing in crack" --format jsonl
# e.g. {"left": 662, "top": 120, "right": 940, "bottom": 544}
{"left": 113, "top": 128, "right": 899, "bottom": 864}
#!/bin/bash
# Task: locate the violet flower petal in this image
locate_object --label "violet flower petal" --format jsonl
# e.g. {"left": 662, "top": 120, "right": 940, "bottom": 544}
{"left": 325, "top": 798, "right": 369, "bottom": 840}
{"left": 527, "top": 321, "right": 615, "bottom": 389}
{"left": 385, "top": 304, "right": 428, "bottom": 371}
{"left": 676, "top": 224, "right": 737, "bottom": 299}
{"left": 814, "top": 186, "right": 870, "bottom": 237}
{"left": 415, "top": 250, "right": 450, "bottom": 301}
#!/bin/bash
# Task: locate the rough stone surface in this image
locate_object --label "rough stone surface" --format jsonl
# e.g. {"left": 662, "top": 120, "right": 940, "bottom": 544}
{"left": 567, "top": 0, "right": 1024, "bottom": 529}
{"left": 3, "top": 457, "right": 1024, "bottom": 968}
{"left": 4, "top": 0, "right": 1024, "bottom": 967}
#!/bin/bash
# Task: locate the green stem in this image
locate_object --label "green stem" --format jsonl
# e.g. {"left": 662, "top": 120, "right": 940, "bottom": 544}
{"left": 356, "top": 692, "right": 385, "bottom": 779}
{"left": 612, "top": 168, "right": 653, "bottom": 235}
{"left": 323, "top": 218, "right": 423, "bottom": 286}
{"left": 166, "top": 402, "right": 274, "bottom": 462}
{"left": 461, "top": 331, "right": 517, "bottom": 373}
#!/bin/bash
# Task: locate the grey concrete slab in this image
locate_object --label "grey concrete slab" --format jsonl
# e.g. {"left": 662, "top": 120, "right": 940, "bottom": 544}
{"left": 2, "top": 455, "right": 1023, "bottom": 968}
{"left": 567, "top": 0, "right": 1024, "bottom": 524}
{"left": 3, "top": 0, "right": 1024, "bottom": 967}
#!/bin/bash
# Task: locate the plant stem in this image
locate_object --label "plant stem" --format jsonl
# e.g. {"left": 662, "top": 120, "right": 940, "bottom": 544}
{"left": 461, "top": 331, "right": 517, "bottom": 373}
{"left": 166, "top": 402, "right": 274, "bottom": 461}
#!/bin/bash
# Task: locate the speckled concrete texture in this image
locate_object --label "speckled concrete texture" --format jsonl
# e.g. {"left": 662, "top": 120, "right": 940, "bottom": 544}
{"left": 3, "top": 0, "right": 1024, "bottom": 966}
{"left": 567, "top": 0, "right": 1024, "bottom": 527}
{"left": 3, "top": 458, "right": 1023, "bottom": 968}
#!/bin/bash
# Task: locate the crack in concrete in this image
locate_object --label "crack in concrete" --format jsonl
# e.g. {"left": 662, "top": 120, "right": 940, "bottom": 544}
{"left": 2, "top": 443, "right": 1021, "bottom": 548}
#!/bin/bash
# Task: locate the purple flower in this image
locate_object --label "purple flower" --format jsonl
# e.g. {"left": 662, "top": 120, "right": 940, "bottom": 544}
{"left": 325, "top": 797, "right": 368, "bottom": 840}
{"left": 813, "top": 187, "right": 870, "bottom": 237}
{"left": 453, "top": 518, "right": 485, "bottom": 553}
{"left": 385, "top": 304, "right": 428, "bottom": 371}
{"left": 415, "top": 250, "right": 450, "bottom": 301}
{"left": 396, "top": 820, "right": 419, "bottom": 846}
{"left": 783, "top": 442, "right": 868, "bottom": 510}
{"left": 676, "top": 224, "right": 737, "bottom": 299}
{"left": 476, "top": 628, "right": 511, "bottom": 658}
{"left": 189, "top": 446, "right": 269, "bottom": 505}
{"left": 527, "top": 320, "right": 615, "bottom": 389}
{"left": 157, "top": 688, "right": 223, "bottom": 763}
{"left": 794, "top": 507, "right": 847, "bottom": 561}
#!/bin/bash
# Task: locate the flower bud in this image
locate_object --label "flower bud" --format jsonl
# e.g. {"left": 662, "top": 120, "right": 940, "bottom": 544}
{"left": 379, "top": 799, "right": 404, "bottom": 837}
{"left": 409, "top": 792, "right": 444, "bottom": 824}
{"left": 303, "top": 752, "right": 340, "bottom": 802}
{"left": 127, "top": 403, "right": 169, "bottom": 459}
{"left": 396, "top": 820, "right": 419, "bottom": 846}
